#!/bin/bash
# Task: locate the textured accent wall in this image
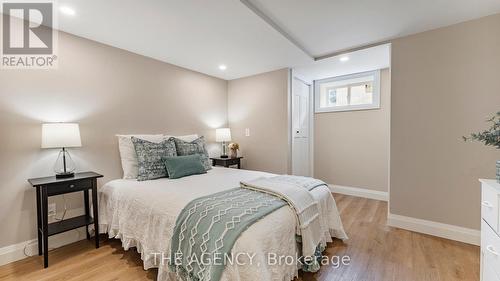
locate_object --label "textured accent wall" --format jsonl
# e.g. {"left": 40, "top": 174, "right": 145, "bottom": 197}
{"left": 390, "top": 13, "right": 500, "bottom": 229}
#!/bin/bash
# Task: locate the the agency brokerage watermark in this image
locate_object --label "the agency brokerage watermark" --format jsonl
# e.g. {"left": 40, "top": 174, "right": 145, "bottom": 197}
{"left": 1, "top": 1, "right": 58, "bottom": 69}
{"left": 152, "top": 252, "right": 351, "bottom": 269}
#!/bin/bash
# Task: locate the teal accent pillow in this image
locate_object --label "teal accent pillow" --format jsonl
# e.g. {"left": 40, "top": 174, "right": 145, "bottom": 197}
{"left": 163, "top": 155, "right": 207, "bottom": 179}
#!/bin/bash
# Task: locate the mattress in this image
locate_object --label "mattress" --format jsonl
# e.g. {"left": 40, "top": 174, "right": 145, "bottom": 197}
{"left": 98, "top": 167, "right": 347, "bottom": 281}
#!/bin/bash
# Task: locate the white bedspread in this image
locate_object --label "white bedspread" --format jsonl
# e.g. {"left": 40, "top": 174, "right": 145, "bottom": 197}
{"left": 98, "top": 167, "right": 347, "bottom": 281}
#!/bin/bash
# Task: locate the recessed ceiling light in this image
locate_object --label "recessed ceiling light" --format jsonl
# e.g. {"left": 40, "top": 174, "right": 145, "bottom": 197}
{"left": 59, "top": 6, "right": 75, "bottom": 16}
{"left": 218, "top": 65, "right": 227, "bottom": 71}
{"left": 339, "top": 56, "right": 350, "bottom": 62}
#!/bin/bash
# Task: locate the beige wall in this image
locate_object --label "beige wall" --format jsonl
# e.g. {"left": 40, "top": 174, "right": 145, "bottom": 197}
{"left": 314, "top": 68, "right": 391, "bottom": 191}
{"left": 390, "top": 13, "right": 500, "bottom": 229}
{"left": 227, "top": 69, "right": 290, "bottom": 174}
{"left": 0, "top": 29, "right": 227, "bottom": 248}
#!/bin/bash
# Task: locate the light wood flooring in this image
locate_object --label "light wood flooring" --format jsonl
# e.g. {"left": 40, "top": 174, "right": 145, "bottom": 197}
{"left": 0, "top": 194, "right": 480, "bottom": 281}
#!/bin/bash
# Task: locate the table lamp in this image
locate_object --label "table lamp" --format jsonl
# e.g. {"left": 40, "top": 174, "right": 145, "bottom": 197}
{"left": 41, "top": 123, "right": 82, "bottom": 178}
{"left": 215, "top": 128, "right": 231, "bottom": 158}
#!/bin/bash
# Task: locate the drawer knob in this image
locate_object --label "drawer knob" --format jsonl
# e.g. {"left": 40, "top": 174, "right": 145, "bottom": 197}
{"left": 487, "top": 245, "right": 499, "bottom": 256}
{"left": 69, "top": 184, "right": 75, "bottom": 188}
{"left": 482, "top": 201, "right": 493, "bottom": 208}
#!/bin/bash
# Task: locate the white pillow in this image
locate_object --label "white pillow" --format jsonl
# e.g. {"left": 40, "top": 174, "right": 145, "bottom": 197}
{"left": 117, "top": 134, "right": 200, "bottom": 179}
{"left": 117, "top": 134, "right": 165, "bottom": 179}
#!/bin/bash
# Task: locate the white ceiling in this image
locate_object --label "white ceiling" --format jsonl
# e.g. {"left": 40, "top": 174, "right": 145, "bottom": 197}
{"left": 56, "top": 0, "right": 312, "bottom": 80}
{"left": 251, "top": 0, "right": 500, "bottom": 58}
{"left": 293, "top": 44, "right": 391, "bottom": 83}
{"left": 54, "top": 0, "right": 500, "bottom": 80}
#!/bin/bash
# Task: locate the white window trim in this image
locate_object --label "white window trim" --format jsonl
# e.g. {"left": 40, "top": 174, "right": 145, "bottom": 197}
{"left": 314, "top": 70, "right": 381, "bottom": 113}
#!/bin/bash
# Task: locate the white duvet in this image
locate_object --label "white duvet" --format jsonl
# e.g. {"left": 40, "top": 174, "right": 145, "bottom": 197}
{"left": 98, "top": 167, "right": 347, "bottom": 281}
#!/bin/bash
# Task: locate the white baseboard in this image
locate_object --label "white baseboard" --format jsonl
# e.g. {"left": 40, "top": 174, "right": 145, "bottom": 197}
{"left": 329, "top": 184, "right": 388, "bottom": 202}
{"left": 387, "top": 213, "right": 480, "bottom": 246}
{"left": 0, "top": 208, "right": 88, "bottom": 266}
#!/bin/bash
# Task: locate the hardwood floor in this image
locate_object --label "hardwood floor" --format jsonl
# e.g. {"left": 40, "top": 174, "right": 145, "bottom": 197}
{"left": 300, "top": 195, "right": 479, "bottom": 281}
{"left": 0, "top": 194, "right": 480, "bottom": 281}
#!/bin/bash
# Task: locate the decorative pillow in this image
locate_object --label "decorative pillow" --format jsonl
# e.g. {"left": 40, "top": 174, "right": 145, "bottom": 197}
{"left": 131, "top": 137, "right": 177, "bottom": 181}
{"left": 163, "top": 155, "right": 207, "bottom": 179}
{"left": 117, "top": 134, "right": 199, "bottom": 179}
{"left": 117, "top": 134, "right": 165, "bottom": 179}
{"left": 171, "top": 136, "right": 212, "bottom": 171}
{"left": 164, "top": 134, "right": 199, "bottom": 142}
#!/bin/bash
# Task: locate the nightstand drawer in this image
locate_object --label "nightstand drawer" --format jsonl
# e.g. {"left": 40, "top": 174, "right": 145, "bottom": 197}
{"left": 482, "top": 183, "right": 500, "bottom": 233}
{"left": 482, "top": 219, "right": 500, "bottom": 280}
{"left": 224, "top": 158, "right": 240, "bottom": 165}
{"left": 210, "top": 157, "right": 243, "bottom": 169}
{"left": 483, "top": 259, "right": 500, "bottom": 281}
{"left": 47, "top": 179, "right": 92, "bottom": 196}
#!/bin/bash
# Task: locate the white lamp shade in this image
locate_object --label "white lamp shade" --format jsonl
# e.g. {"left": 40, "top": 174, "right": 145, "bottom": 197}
{"left": 215, "top": 128, "right": 232, "bottom": 142}
{"left": 41, "top": 123, "right": 82, "bottom": 148}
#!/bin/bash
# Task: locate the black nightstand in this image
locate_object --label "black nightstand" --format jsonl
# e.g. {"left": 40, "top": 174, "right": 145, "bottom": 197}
{"left": 28, "top": 171, "right": 103, "bottom": 268}
{"left": 210, "top": 157, "right": 243, "bottom": 169}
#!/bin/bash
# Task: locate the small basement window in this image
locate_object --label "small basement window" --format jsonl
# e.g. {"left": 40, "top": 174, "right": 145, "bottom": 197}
{"left": 314, "top": 70, "right": 381, "bottom": 113}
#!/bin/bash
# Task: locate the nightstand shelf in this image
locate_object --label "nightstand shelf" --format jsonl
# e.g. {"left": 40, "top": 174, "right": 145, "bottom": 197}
{"left": 47, "top": 215, "right": 94, "bottom": 236}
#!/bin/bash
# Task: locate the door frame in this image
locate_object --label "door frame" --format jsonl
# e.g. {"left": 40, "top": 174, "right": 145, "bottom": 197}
{"left": 288, "top": 68, "right": 314, "bottom": 177}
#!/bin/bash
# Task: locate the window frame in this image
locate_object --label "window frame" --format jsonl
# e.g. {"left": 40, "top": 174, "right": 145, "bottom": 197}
{"left": 314, "top": 70, "right": 381, "bottom": 113}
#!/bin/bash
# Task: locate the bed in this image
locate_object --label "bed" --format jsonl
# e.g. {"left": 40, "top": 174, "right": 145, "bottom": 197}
{"left": 98, "top": 166, "right": 347, "bottom": 281}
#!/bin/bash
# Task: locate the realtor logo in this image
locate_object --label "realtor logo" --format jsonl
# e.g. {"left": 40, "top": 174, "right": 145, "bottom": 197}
{"left": 1, "top": 1, "right": 58, "bottom": 69}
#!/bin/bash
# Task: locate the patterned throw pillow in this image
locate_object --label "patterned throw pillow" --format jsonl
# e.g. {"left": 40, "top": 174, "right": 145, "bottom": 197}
{"left": 171, "top": 136, "right": 212, "bottom": 171}
{"left": 131, "top": 137, "right": 177, "bottom": 181}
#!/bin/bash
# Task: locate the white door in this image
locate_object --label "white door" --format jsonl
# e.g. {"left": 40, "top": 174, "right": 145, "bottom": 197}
{"left": 292, "top": 77, "right": 311, "bottom": 176}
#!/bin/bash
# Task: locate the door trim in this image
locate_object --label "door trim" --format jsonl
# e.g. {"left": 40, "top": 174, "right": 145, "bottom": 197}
{"left": 287, "top": 69, "right": 292, "bottom": 174}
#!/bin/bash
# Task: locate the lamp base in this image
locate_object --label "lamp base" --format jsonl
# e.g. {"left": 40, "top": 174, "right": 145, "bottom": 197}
{"left": 56, "top": 172, "right": 75, "bottom": 179}
{"left": 220, "top": 155, "right": 229, "bottom": 159}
